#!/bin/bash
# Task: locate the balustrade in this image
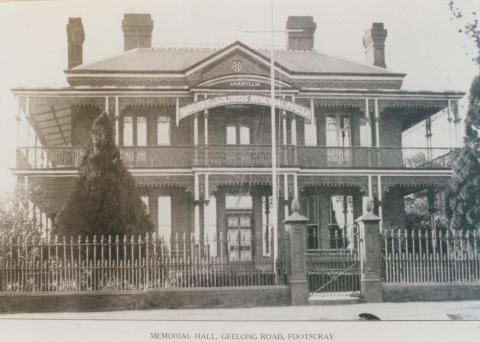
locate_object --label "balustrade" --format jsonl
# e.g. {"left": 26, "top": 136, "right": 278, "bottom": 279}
{"left": 16, "top": 146, "right": 460, "bottom": 170}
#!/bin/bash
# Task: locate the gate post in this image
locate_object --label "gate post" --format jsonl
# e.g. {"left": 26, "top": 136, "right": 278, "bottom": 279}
{"left": 356, "top": 208, "right": 383, "bottom": 302}
{"left": 284, "top": 199, "right": 309, "bottom": 306}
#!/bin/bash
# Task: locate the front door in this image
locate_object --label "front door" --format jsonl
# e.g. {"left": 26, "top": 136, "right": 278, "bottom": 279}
{"left": 226, "top": 213, "right": 253, "bottom": 261}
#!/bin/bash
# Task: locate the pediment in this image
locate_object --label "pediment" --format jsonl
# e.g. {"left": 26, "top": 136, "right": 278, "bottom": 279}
{"left": 185, "top": 41, "right": 293, "bottom": 87}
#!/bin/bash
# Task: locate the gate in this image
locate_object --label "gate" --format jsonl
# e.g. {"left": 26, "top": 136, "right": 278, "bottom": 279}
{"left": 306, "top": 247, "right": 361, "bottom": 297}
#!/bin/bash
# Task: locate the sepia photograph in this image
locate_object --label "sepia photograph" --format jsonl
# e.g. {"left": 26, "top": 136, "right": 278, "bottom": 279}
{"left": 0, "top": 0, "right": 479, "bottom": 341}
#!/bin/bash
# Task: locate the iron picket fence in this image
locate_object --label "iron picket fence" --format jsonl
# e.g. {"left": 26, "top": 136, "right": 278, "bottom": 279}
{"left": 0, "top": 233, "right": 288, "bottom": 293}
{"left": 384, "top": 228, "right": 480, "bottom": 283}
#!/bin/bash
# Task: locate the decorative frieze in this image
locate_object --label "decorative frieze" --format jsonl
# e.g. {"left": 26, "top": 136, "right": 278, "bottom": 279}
{"left": 298, "top": 175, "right": 368, "bottom": 194}
{"left": 119, "top": 97, "right": 178, "bottom": 112}
{"left": 381, "top": 175, "right": 450, "bottom": 194}
{"left": 134, "top": 175, "right": 193, "bottom": 194}
{"left": 208, "top": 174, "right": 272, "bottom": 195}
{"left": 378, "top": 99, "right": 448, "bottom": 113}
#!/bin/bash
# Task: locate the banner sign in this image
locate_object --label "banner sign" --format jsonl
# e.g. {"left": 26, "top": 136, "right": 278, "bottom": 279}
{"left": 177, "top": 95, "right": 312, "bottom": 121}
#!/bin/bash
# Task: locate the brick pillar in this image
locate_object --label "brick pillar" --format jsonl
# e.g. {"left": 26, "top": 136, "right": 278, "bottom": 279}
{"left": 284, "top": 199, "right": 309, "bottom": 306}
{"left": 356, "top": 208, "right": 383, "bottom": 302}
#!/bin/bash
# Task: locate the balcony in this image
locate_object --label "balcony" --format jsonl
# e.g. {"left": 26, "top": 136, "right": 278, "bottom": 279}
{"left": 16, "top": 146, "right": 460, "bottom": 170}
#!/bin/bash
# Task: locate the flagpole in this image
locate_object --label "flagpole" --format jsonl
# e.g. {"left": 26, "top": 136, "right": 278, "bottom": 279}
{"left": 269, "top": 0, "right": 278, "bottom": 279}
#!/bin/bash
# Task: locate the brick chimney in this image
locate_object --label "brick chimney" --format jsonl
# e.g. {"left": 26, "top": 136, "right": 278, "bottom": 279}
{"left": 122, "top": 14, "right": 154, "bottom": 51}
{"left": 66, "top": 18, "right": 85, "bottom": 69}
{"left": 286, "top": 16, "right": 316, "bottom": 51}
{"left": 362, "top": 23, "right": 388, "bottom": 68}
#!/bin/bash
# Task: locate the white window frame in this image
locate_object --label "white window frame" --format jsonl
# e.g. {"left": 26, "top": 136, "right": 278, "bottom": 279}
{"left": 123, "top": 116, "right": 134, "bottom": 146}
{"left": 136, "top": 116, "right": 147, "bottom": 146}
{"left": 304, "top": 118, "right": 317, "bottom": 146}
{"left": 239, "top": 125, "right": 250, "bottom": 145}
{"left": 157, "top": 115, "right": 171, "bottom": 145}
{"left": 226, "top": 125, "right": 237, "bottom": 145}
{"left": 326, "top": 114, "right": 352, "bottom": 147}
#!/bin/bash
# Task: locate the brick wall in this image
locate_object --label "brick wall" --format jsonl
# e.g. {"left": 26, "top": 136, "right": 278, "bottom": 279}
{"left": 384, "top": 283, "right": 480, "bottom": 302}
{"left": 0, "top": 286, "right": 289, "bottom": 313}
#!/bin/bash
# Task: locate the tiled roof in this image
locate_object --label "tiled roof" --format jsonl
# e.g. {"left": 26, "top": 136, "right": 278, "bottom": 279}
{"left": 70, "top": 41, "right": 403, "bottom": 76}
{"left": 72, "top": 48, "right": 217, "bottom": 72}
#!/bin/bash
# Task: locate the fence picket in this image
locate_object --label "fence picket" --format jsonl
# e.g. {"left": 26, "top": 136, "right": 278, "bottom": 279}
{"left": 383, "top": 227, "right": 480, "bottom": 285}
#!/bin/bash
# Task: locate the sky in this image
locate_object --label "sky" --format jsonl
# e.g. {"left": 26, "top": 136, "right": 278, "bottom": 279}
{"left": 0, "top": 0, "right": 478, "bottom": 192}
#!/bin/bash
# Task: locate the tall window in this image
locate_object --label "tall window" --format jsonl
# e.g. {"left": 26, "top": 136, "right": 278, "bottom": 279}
{"left": 225, "top": 195, "right": 252, "bottom": 261}
{"left": 158, "top": 196, "right": 172, "bottom": 243}
{"left": 304, "top": 196, "right": 320, "bottom": 250}
{"left": 326, "top": 114, "right": 351, "bottom": 147}
{"left": 239, "top": 126, "right": 250, "bottom": 145}
{"left": 359, "top": 116, "right": 372, "bottom": 147}
{"left": 226, "top": 125, "right": 236, "bottom": 145}
{"left": 123, "top": 116, "right": 147, "bottom": 146}
{"left": 123, "top": 116, "right": 134, "bottom": 146}
{"left": 329, "top": 195, "right": 355, "bottom": 249}
{"left": 157, "top": 116, "right": 171, "bottom": 145}
{"left": 326, "top": 114, "right": 351, "bottom": 165}
{"left": 226, "top": 125, "right": 250, "bottom": 145}
{"left": 304, "top": 119, "right": 317, "bottom": 146}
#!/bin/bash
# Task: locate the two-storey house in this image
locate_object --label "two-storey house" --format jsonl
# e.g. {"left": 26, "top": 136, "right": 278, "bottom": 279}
{"left": 12, "top": 14, "right": 463, "bottom": 263}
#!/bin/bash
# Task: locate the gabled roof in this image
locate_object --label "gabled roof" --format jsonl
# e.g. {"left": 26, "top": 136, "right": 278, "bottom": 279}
{"left": 67, "top": 41, "right": 405, "bottom": 77}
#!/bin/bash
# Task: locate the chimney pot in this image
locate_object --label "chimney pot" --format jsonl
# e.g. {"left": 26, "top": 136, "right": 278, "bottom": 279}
{"left": 363, "top": 22, "right": 388, "bottom": 68}
{"left": 286, "top": 16, "right": 316, "bottom": 51}
{"left": 66, "top": 18, "right": 85, "bottom": 69}
{"left": 122, "top": 14, "right": 154, "bottom": 51}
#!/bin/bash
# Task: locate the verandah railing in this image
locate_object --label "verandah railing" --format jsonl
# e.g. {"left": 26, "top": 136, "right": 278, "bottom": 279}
{"left": 383, "top": 228, "right": 480, "bottom": 283}
{"left": 16, "top": 146, "right": 460, "bottom": 170}
{"left": 0, "top": 234, "right": 288, "bottom": 293}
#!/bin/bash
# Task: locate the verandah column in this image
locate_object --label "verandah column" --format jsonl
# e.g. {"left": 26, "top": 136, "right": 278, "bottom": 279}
{"left": 290, "top": 95, "right": 297, "bottom": 165}
{"left": 204, "top": 96, "right": 209, "bottom": 165}
{"left": 114, "top": 96, "right": 120, "bottom": 145}
{"left": 374, "top": 98, "right": 380, "bottom": 148}
{"left": 377, "top": 175, "right": 383, "bottom": 232}
{"left": 194, "top": 172, "right": 200, "bottom": 242}
{"left": 425, "top": 117, "right": 433, "bottom": 161}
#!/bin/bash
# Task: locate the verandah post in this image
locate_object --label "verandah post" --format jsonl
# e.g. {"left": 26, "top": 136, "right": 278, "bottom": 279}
{"left": 356, "top": 206, "right": 383, "bottom": 302}
{"left": 284, "top": 199, "right": 309, "bottom": 306}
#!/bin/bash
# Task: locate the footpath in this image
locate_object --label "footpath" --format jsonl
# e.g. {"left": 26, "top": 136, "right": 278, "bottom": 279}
{"left": 1, "top": 300, "right": 480, "bottom": 320}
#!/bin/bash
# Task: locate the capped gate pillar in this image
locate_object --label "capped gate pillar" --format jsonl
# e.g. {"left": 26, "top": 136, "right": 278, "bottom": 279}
{"left": 356, "top": 207, "right": 383, "bottom": 302}
{"left": 284, "top": 199, "right": 309, "bottom": 306}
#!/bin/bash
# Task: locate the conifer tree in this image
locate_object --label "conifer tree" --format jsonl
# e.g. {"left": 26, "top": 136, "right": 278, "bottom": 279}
{"left": 448, "top": 76, "right": 480, "bottom": 231}
{"left": 54, "top": 112, "right": 153, "bottom": 237}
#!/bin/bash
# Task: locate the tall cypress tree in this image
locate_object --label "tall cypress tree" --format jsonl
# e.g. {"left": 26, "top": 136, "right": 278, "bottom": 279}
{"left": 54, "top": 112, "right": 153, "bottom": 237}
{"left": 448, "top": 75, "right": 480, "bottom": 231}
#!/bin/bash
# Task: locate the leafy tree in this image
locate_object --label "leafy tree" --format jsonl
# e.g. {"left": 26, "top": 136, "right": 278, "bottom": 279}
{"left": 448, "top": 76, "right": 480, "bottom": 230}
{"left": 447, "top": 1, "right": 480, "bottom": 231}
{"left": 0, "top": 187, "right": 42, "bottom": 242}
{"left": 449, "top": 1, "right": 480, "bottom": 65}
{"left": 54, "top": 112, "right": 153, "bottom": 237}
